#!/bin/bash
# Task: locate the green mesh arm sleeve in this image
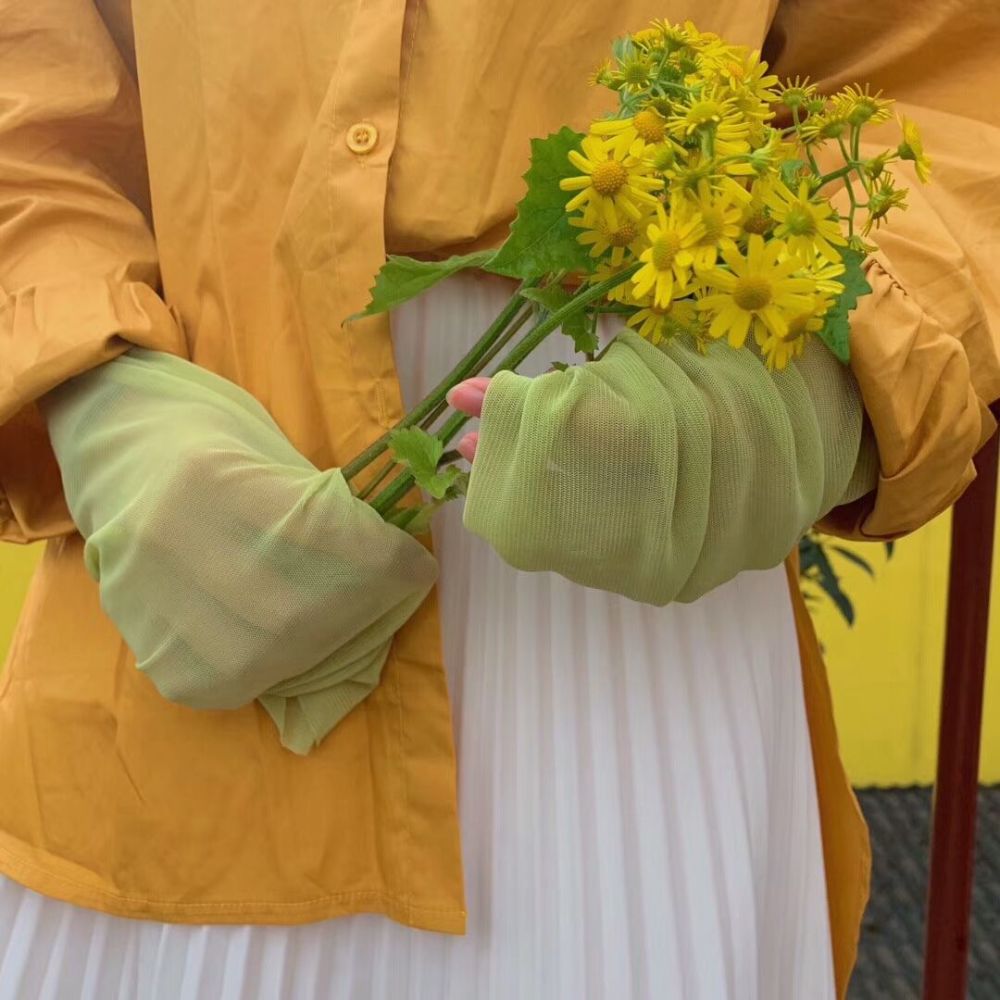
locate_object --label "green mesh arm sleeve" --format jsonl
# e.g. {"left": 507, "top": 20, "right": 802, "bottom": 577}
{"left": 41, "top": 348, "right": 438, "bottom": 754}
{"left": 464, "top": 330, "right": 877, "bottom": 607}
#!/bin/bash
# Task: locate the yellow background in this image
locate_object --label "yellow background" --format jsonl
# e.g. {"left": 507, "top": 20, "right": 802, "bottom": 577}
{"left": 2, "top": 514, "right": 999, "bottom": 785}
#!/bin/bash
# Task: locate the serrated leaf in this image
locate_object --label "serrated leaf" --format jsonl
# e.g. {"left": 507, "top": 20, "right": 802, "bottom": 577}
{"left": 388, "top": 427, "right": 462, "bottom": 500}
{"left": 349, "top": 250, "right": 496, "bottom": 321}
{"left": 815, "top": 246, "right": 873, "bottom": 363}
{"left": 566, "top": 312, "right": 598, "bottom": 354}
{"left": 486, "top": 128, "right": 597, "bottom": 280}
{"left": 390, "top": 471, "right": 470, "bottom": 535}
{"left": 519, "top": 285, "right": 599, "bottom": 353}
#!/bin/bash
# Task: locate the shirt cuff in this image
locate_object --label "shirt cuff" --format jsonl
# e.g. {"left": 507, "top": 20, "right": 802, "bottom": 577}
{"left": 0, "top": 270, "right": 188, "bottom": 542}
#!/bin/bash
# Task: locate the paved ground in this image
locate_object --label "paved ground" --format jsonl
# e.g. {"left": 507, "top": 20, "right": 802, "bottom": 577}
{"left": 850, "top": 786, "right": 1000, "bottom": 999}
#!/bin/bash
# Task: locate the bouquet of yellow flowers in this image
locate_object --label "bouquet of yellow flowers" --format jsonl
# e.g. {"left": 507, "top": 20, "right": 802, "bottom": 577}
{"left": 344, "top": 19, "right": 929, "bottom": 531}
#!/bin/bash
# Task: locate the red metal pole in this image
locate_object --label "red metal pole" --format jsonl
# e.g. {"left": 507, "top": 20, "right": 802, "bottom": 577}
{"left": 922, "top": 407, "right": 1000, "bottom": 1000}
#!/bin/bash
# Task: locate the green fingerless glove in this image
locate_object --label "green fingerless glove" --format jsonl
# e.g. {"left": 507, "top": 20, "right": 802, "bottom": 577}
{"left": 464, "top": 330, "right": 877, "bottom": 606}
{"left": 42, "top": 348, "right": 438, "bottom": 754}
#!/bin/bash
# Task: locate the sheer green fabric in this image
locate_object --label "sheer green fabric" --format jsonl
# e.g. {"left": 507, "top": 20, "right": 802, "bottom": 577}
{"left": 465, "top": 330, "right": 877, "bottom": 606}
{"left": 41, "top": 349, "right": 438, "bottom": 755}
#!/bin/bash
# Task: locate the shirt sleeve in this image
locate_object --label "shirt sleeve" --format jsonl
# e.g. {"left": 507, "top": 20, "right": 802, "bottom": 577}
{"left": 0, "top": 0, "right": 188, "bottom": 543}
{"left": 765, "top": 0, "right": 1000, "bottom": 540}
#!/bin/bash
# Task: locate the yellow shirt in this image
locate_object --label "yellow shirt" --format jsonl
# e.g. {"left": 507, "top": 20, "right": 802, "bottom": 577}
{"left": 1, "top": 2, "right": 998, "bottom": 996}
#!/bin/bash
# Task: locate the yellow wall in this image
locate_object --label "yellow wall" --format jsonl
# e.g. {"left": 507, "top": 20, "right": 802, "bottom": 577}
{"left": 810, "top": 508, "right": 1000, "bottom": 785}
{"left": 2, "top": 517, "right": 999, "bottom": 785}
{"left": 1, "top": 544, "right": 41, "bottom": 664}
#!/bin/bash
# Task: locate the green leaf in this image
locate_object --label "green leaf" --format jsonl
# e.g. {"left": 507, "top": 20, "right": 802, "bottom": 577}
{"left": 779, "top": 158, "right": 808, "bottom": 186}
{"left": 389, "top": 471, "right": 469, "bottom": 535}
{"left": 611, "top": 35, "right": 635, "bottom": 64}
{"left": 548, "top": 361, "right": 570, "bottom": 372}
{"left": 519, "top": 285, "right": 571, "bottom": 312}
{"left": 388, "top": 427, "right": 463, "bottom": 500}
{"left": 487, "top": 128, "right": 597, "bottom": 281}
{"left": 519, "top": 286, "right": 599, "bottom": 354}
{"left": 349, "top": 250, "right": 497, "bottom": 320}
{"left": 831, "top": 545, "right": 875, "bottom": 577}
{"left": 815, "top": 246, "right": 873, "bottom": 364}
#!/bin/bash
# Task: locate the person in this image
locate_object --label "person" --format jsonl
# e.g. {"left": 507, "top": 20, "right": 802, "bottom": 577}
{"left": 0, "top": 2, "right": 997, "bottom": 997}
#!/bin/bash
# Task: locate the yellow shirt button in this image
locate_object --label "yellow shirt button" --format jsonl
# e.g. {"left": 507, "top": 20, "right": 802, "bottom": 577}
{"left": 346, "top": 122, "right": 378, "bottom": 155}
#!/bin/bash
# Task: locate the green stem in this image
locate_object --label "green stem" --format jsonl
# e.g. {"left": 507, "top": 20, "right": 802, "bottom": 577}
{"left": 354, "top": 455, "right": 397, "bottom": 501}
{"left": 414, "top": 302, "right": 535, "bottom": 435}
{"left": 816, "top": 163, "right": 854, "bottom": 187}
{"left": 371, "top": 263, "right": 641, "bottom": 518}
{"left": 792, "top": 106, "right": 821, "bottom": 174}
{"left": 341, "top": 281, "right": 536, "bottom": 481}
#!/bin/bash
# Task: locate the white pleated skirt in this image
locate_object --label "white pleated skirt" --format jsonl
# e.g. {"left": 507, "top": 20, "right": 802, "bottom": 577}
{"left": 0, "top": 275, "right": 834, "bottom": 1000}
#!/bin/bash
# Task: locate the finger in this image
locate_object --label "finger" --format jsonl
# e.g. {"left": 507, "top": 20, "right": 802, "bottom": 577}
{"left": 446, "top": 377, "right": 491, "bottom": 417}
{"left": 457, "top": 431, "right": 479, "bottom": 463}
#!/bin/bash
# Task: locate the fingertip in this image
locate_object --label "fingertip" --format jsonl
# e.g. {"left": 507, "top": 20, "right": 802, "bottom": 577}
{"left": 457, "top": 431, "right": 479, "bottom": 463}
{"left": 446, "top": 377, "right": 491, "bottom": 417}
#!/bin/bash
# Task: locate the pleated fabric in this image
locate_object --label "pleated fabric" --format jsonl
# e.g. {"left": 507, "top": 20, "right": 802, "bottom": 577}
{"left": 0, "top": 274, "right": 834, "bottom": 999}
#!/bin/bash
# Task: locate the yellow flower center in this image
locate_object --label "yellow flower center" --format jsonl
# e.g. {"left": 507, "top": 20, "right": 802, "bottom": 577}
{"left": 785, "top": 206, "right": 818, "bottom": 236}
{"left": 786, "top": 313, "right": 812, "bottom": 339}
{"left": 651, "top": 231, "right": 683, "bottom": 271}
{"left": 732, "top": 275, "right": 772, "bottom": 311}
{"left": 652, "top": 145, "right": 678, "bottom": 172}
{"left": 634, "top": 110, "right": 666, "bottom": 143}
{"left": 608, "top": 221, "right": 639, "bottom": 247}
{"left": 591, "top": 160, "right": 629, "bottom": 196}
{"left": 620, "top": 58, "right": 650, "bottom": 88}
{"left": 698, "top": 209, "right": 725, "bottom": 244}
{"left": 742, "top": 209, "right": 772, "bottom": 235}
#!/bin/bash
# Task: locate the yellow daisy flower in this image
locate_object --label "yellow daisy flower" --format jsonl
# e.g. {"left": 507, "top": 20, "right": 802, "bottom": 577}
{"left": 799, "top": 111, "right": 849, "bottom": 145}
{"left": 806, "top": 259, "right": 846, "bottom": 297}
{"left": 588, "top": 260, "right": 640, "bottom": 305}
{"left": 897, "top": 115, "right": 932, "bottom": 183}
{"left": 591, "top": 108, "right": 675, "bottom": 157}
{"left": 627, "top": 296, "right": 703, "bottom": 346}
{"left": 739, "top": 176, "right": 778, "bottom": 236}
{"left": 696, "top": 234, "right": 816, "bottom": 348}
{"left": 716, "top": 52, "right": 779, "bottom": 128}
{"left": 611, "top": 53, "right": 655, "bottom": 93}
{"left": 560, "top": 134, "right": 664, "bottom": 230}
{"left": 631, "top": 198, "right": 704, "bottom": 308}
{"left": 588, "top": 59, "right": 616, "bottom": 88}
{"left": 631, "top": 26, "right": 665, "bottom": 50}
{"left": 762, "top": 180, "right": 847, "bottom": 264}
{"left": 685, "top": 180, "right": 742, "bottom": 271}
{"left": 777, "top": 76, "right": 818, "bottom": 111}
{"left": 756, "top": 296, "right": 832, "bottom": 371}
{"left": 569, "top": 212, "right": 648, "bottom": 267}
{"left": 863, "top": 177, "right": 908, "bottom": 234}
{"left": 649, "top": 19, "right": 697, "bottom": 54}
{"left": 667, "top": 88, "right": 751, "bottom": 150}
{"left": 830, "top": 83, "right": 893, "bottom": 126}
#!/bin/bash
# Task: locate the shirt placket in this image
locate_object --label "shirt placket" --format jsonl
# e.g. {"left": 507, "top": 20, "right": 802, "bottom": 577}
{"left": 326, "top": 0, "right": 412, "bottom": 455}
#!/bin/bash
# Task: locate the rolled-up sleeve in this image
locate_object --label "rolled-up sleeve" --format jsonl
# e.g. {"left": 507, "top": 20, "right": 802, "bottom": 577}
{"left": 767, "top": 0, "right": 1000, "bottom": 540}
{"left": 0, "top": 0, "right": 188, "bottom": 542}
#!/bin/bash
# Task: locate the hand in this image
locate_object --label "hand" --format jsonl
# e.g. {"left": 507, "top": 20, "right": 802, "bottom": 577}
{"left": 42, "top": 348, "right": 438, "bottom": 752}
{"left": 445, "top": 376, "right": 491, "bottom": 461}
